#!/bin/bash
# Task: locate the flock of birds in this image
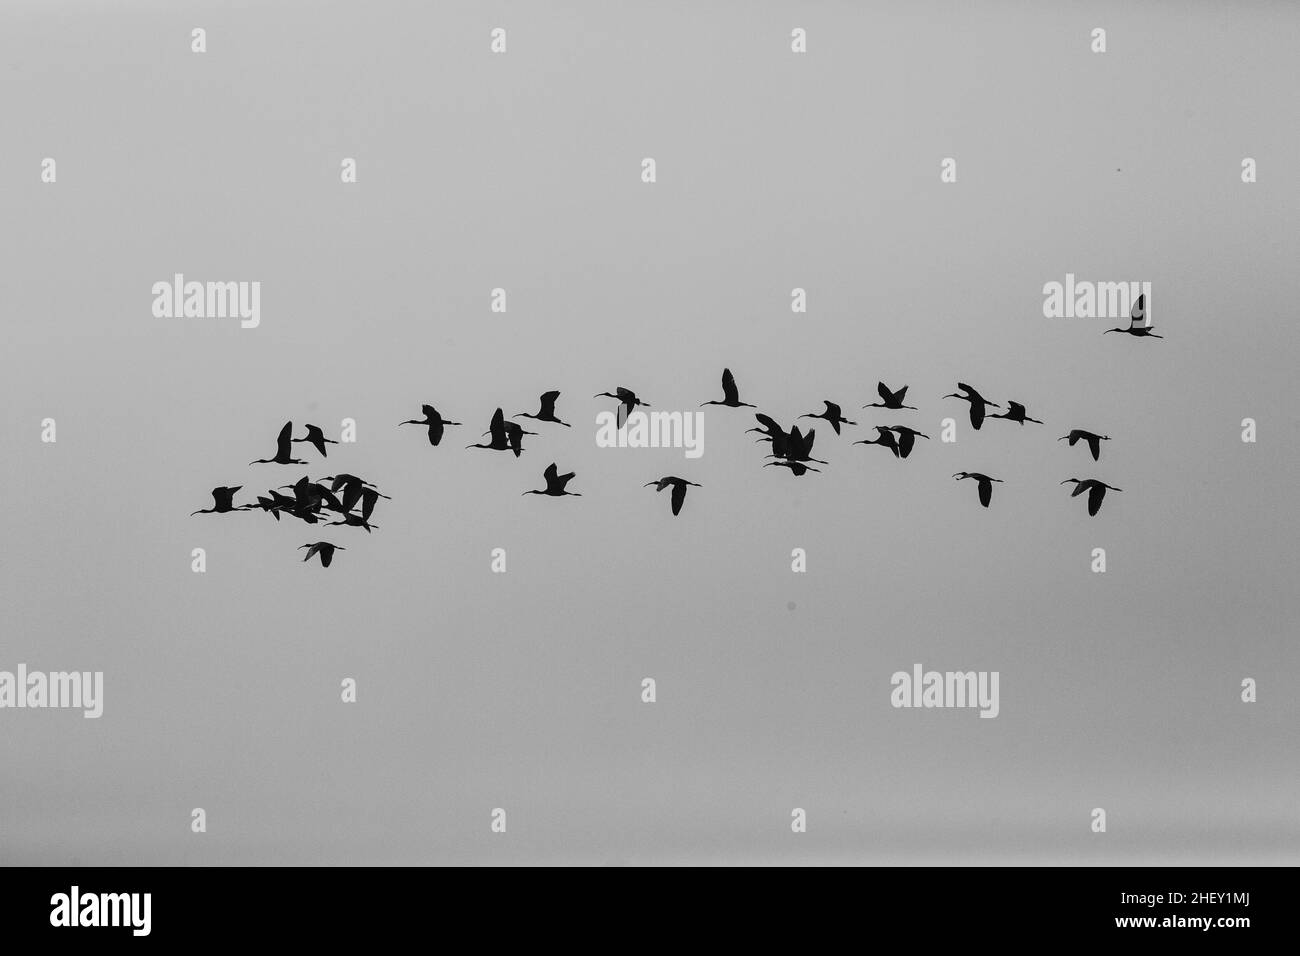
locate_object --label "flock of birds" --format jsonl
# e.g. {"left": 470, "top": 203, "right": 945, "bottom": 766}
{"left": 190, "top": 347, "right": 1138, "bottom": 567}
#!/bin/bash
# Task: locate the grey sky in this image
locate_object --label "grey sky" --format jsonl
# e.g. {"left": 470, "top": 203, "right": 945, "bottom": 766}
{"left": 2, "top": 0, "right": 1297, "bottom": 864}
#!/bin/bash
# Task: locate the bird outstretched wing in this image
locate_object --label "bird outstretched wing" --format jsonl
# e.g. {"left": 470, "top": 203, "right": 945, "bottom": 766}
{"left": 721, "top": 368, "right": 739, "bottom": 404}
{"left": 671, "top": 482, "right": 686, "bottom": 516}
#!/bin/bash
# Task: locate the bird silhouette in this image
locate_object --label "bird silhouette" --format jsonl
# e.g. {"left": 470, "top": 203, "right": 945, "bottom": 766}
{"left": 989, "top": 401, "right": 1043, "bottom": 426}
{"left": 854, "top": 426, "right": 901, "bottom": 458}
{"left": 888, "top": 425, "right": 930, "bottom": 459}
{"left": 943, "top": 384, "right": 1000, "bottom": 431}
{"left": 250, "top": 421, "right": 309, "bottom": 465}
{"left": 767, "top": 425, "right": 827, "bottom": 465}
{"left": 1104, "top": 294, "right": 1162, "bottom": 338}
{"left": 515, "top": 391, "right": 571, "bottom": 427}
{"left": 400, "top": 405, "right": 461, "bottom": 446}
{"left": 594, "top": 386, "right": 650, "bottom": 426}
{"left": 747, "top": 413, "right": 788, "bottom": 453}
{"left": 467, "top": 408, "right": 526, "bottom": 455}
{"left": 191, "top": 486, "right": 247, "bottom": 515}
{"left": 764, "top": 460, "right": 820, "bottom": 476}
{"left": 292, "top": 424, "right": 338, "bottom": 457}
{"left": 863, "top": 382, "right": 917, "bottom": 411}
{"left": 644, "top": 476, "right": 701, "bottom": 515}
{"left": 321, "top": 474, "right": 390, "bottom": 513}
{"left": 277, "top": 476, "right": 344, "bottom": 515}
{"left": 701, "top": 368, "right": 756, "bottom": 408}
{"left": 523, "top": 463, "right": 581, "bottom": 497}
{"left": 800, "top": 400, "right": 857, "bottom": 435}
{"left": 1061, "top": 478, "right": 1123, "bottom": 516}
{"left": 1059, "top": 429, "right": 1110, "bottom": 462}
{"left": 299, "top": 542, "right": 344, "bottom": 567}
{"left": 324, "top": 512, "right": 378, "bottom": 533}
{"left": 953, "top": 472, "right": 1003, "bottom": 508}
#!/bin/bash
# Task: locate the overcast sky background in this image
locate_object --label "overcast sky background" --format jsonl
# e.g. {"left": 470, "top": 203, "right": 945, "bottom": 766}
{"left": 2, "top": 0, "right": 1298, "bottom": 864}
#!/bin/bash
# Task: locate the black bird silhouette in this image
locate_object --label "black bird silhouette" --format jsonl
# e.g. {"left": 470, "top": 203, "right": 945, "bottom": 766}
{"left": 250, "top": 421, "right": 309, "bottom": 465}
{"left": 701, "top": 368, "right": 756, "bottom": 409}
{"left": 863, "top": 382, "right": 917, "bottom": 411}
{"left": 767, "top": 425, "right": 826, "bottom": 465}
{"left": 1059, "top": 429, "right": 1110, "bottom": 462}
{"left": 515, "top": 391, "right": 571, "bottom": 427}
{"left": 292, "top": 424, "right": 338, "bottom": 457}
{"left": 888, "top": 425, "right": 931, "bottom": 459}
{"left": 594, "top": 386, "right": 650, "bottom": 426}
{"left": 400, "top": 405, "right": 461, "bottom": 446}
{"left": 953, "top": 472, "right": 1003, "bottom": 508}
{"left": 747, "top": 413, "right": 787, "bottom": 452}
{"left": 1104, "top": 295, "right": 1162, "bottom": 338}
{"left": 191, "top": 486, "right": 247, "bottom": 515}
{"left": 299, "top": 542, "right": 344, "bottom": 567}
{"left": 764, "top": 460, "right": 820, "bottom": 476}
{"left": 989, "top": 401, "right": 1043, "bottom": 426}
{"left": 800, "top": 400, "right": 857, "bottom": 435}
{"left": 854, "top": 426, "right": 901, "bottom": 458}
{"left": 324, "top": 512, "right": 378, "bottom": 533}
{"left": 523, "top": 463, "right": 581, "bottom": 497}
{"left": 321, "top": 474, "right": 390, "bottom": 513}
{"left": 1061, "top": 478, "right": 1123, "bottom": 516}
{"left": 467, "top": 409, "right": 522, "bottom": 455}
{"left": 942, "top": 384, "right": 1000, "bottom": 431}
{"left": 644, "top": 476, "right": 701, "bottom": 516}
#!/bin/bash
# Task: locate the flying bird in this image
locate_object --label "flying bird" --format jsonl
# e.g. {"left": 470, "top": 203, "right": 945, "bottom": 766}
{"left": 594, "top": 386, "right": 650, "bottom": 426}
{"left": 299, "top": 542, "right": 344, "bottom": 568}
{"left": 1104, "top": 295, "right": 1162, "bottom": 338}
{"left": 863, "top": 382, "right": 917, "bottom": 411}
{"left": 190, "top": 486, "right": 247, "bottom": 515}
{"left": 888, "top": 425, "right": 930, "bottom": 459}
{"left": 953, "top": 472, "right": 1003, "bottom": 508}
{"left": 644, "top": 476, "right": 701, "bottom": 516}
{"left": 989, "top": 401, "right": 1043, "bottom": 426}
{"left": 767, "top": 425, "right": 826, "bottom": 465}
{"left": 522, "top": 463, "right": 582, "bottom": 497}
{"left": 467, "top": 408, "right": 530, "bottom": 456}
{"left": 854, "top": 427, "right": 901, "bottom": 458}
{"left": 943, "top": 384, "right": 1000, "bottom": 431}
{"left": 399, "top": 405, "right": 461, "bottom": 446}
{"left": 324, "top": 512, "right": 378, "bottom": 533}
{"left": 800, "top": 401, "right": 857, "bottom": 435}
{"left": 701, "top": 368, "right": 756, "bottom": 408}
{"left": 249, "top": 421, "right": 309, "bottom": 465}
{"left": 292, "top": 424, "right": 338, "bottom": 457}
{"left": 764, "top": 460, "right": 820, "bottom": 476}
{"left": 515, "top": 391, "right": 571, "bottom": 427}
{"left": 1059, "top": 429, "right": 1110, "bottom": 462}
{"left": 1061, "top": 478, "right": 1123, "bottom": 516}
{"left": 321, "top": 474, "right": 390, "bottom": 513}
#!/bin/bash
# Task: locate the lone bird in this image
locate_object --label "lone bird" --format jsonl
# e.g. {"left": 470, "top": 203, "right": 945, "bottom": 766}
{"left": 943, "top": 384, "right": 1000, "bottom": 431}
{"left": 644, "top": 476, "right": 701, "bottom": 516}
{"left": 523, "top": 463, "right": 582, "bottom": 497}
{"left": 1061, "top": 478, "right": 1123, "bottom": 516}
{"left": 191, "top": 486, "right": 247, "bottom": 515}
{"left": 292, "top": 424, "right": 338, "bottom": 457}
{"left": 800, "top": 400, "right": 857, "bottom": 435}
{"left": 989, "top": 401, "right": 1043, "bottom": 426}
{"left": 299, "top": 542, "right": 344, "bottom": 568}
{"left": 701, "top": 368, "right": 756, "bottom": 409}
{"left": 515, "top": 391, "right": 571, "bottom": 427}
{"left": 854, "top": 427, "right": 901, "bottom": 458}
{"left": 863, "top": 382, "right": 917, "bottom": 411}
{"left": 400, "top": 405, "right": 461, "bottom": 446}
{"left": 953, "top": 472, "right": 1003, "bottom": 508}
{"left": 250, "top": 421, "right": 309, "bottom": 465}
{"left": 1104, "top": 295, "right": 1162, "bottom": 338}
{"left": 888, "top": 425, "right": 930, "bottom": 459}
{"left": 594, "top": 386, "right": 651, "bottom": 426}
{"left": 1059, "top": 429, "right": 1110, "bottom": 462}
